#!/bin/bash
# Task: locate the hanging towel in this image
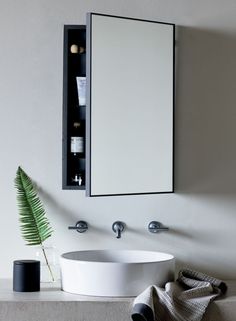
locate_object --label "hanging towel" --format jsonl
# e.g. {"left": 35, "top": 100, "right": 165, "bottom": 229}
{"left": 131, "top": 269, "right": 227, "bottom": 321}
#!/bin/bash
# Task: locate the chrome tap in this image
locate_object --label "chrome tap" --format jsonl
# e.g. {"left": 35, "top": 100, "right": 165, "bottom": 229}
{"left": 112, "top": 221, "right": 125, "bottom": 239}
{"left": 148, "top": 221, "right": 169, "bottom": 233}
{"left": 68, "top": 221, "right": 88, "bottom": 233}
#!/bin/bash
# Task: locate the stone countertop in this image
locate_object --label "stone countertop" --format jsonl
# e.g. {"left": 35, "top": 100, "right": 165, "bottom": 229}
{"left": 0, "top": 279, "right": 236, "bottom": 321}
{"left": 0, "top": 279, "right": 132, "bottom": 321}
{"left": 0, "top": 279, "right": 131, "bottom": 302}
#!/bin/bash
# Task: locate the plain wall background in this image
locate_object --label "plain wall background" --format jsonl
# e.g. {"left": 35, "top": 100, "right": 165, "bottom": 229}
{"left": 1, "top": 0, "right": 236, "bottom": 279}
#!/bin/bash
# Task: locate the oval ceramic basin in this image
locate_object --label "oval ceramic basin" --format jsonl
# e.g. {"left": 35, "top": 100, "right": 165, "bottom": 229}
{"left": 60, "top": 250, "right": 175, "bottom": 297}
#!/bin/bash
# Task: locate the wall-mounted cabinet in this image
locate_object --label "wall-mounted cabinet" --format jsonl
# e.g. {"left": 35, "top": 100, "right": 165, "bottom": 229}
{"left": 62, "top": 26, "right": 86, "bottom": 189}
{"left": 62, "top": 13, "right": 175, "bottom": 196}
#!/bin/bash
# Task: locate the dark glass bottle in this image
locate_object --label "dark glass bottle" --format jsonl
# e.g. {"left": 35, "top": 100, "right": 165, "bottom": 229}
{"left": 70, "top": 121, "right": 85, "bottom": 156}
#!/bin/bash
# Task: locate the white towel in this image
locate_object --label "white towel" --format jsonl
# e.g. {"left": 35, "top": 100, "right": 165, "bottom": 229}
{"left": 132, "top": 269, "right": 227, "bottom": 321}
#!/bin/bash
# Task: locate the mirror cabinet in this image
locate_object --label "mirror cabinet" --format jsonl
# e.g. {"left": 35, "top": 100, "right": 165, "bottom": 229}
{"left": 62, "top": 13, "right": 175, "bottom": 196}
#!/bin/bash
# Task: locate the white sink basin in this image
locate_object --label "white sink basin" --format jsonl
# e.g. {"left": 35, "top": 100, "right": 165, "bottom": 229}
{"left": 60, "top": 250, "right": 175, "bottom": 297}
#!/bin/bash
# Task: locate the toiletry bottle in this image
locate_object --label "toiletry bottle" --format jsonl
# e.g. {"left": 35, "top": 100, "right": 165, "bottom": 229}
{"left": 70, "top": 121, "right": 85, "bottom": 156}
{"left": 70, "top": 44, "right": 79, "bottom": 54}
{"left": 70, "top": 43, "right": 86, "bottom": 77}
{"left": 72, "top": 173, "right": 83, "bottom": 186}
{"left": 76, "top": 77, "right": 86, "bottom": 106}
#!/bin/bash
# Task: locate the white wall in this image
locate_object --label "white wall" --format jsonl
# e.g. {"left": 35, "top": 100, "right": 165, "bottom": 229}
{"left": 1, "top": 0, "right": 236, "bottom": 279}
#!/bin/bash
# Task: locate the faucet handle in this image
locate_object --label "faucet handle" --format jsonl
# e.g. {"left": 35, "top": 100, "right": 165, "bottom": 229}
{"left": 148, "top": 221, "right": 169, "bottom": 233}
{"left": 68, "top": 221, "right": 88, "bottom": 233}
{"left": 112, "top": 221, "right": 125, "bottom": 239}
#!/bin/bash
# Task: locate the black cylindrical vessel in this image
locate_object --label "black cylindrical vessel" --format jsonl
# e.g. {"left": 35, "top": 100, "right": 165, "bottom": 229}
{"left": 13, "top": 260, "right": 40, "bottom": 292}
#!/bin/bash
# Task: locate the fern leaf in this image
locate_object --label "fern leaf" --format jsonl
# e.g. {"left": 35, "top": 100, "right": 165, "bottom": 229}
{"left": 15, "top": 166, "right": 53, "bottom": 246}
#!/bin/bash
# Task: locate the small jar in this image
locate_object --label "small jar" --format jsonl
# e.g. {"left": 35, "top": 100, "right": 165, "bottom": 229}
{"left": 13, "top": 260, "right": 40, "bottom": 292}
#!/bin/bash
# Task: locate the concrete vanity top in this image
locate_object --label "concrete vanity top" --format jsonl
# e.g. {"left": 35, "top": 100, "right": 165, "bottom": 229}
{"left": 0, "top": 279, "right": 236, "bottom": 321}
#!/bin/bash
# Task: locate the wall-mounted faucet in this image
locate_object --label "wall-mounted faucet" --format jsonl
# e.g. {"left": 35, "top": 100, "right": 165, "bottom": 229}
{"left": 68, "top": 221, "right": 88, "bottom": 233}
{"left": 112, "top": 221, "right": 125, "bottom": 239}
{"left": 68, "top": 220, "right": 168, "bottom": 236}
{"left": 148, "top": 221, "right": 169, "bottom": 233}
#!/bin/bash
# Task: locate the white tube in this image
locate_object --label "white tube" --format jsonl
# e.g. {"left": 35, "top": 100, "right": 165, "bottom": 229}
{"left": 76, "top": 77, "right": 86, "bottom": 106}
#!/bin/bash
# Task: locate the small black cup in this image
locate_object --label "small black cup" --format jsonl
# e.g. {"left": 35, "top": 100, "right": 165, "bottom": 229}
{"left": 13, "top": 260, "right": 40, "bottom": 292}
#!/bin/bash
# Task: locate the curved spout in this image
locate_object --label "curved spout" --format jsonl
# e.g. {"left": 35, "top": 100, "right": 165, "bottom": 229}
{"left": 117, "top": 228, "right": 121, "bottom": 239}
{"left": 112, "top": 221, "right": 125, "bottom": 239}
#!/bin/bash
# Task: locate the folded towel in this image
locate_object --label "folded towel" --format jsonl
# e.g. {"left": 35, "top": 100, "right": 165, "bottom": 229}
{"left": 131, "top": 269, "right": 227, "bottom": 321}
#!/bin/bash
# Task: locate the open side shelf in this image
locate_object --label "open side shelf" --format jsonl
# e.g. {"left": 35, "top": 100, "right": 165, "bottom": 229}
{"left": 62, "top": 25, "right": 86, "bottom": 190}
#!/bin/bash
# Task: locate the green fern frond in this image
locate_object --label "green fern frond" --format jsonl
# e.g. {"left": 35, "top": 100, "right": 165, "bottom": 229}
{"left": 15, "top": 166, "right": 53, "bottom": 246}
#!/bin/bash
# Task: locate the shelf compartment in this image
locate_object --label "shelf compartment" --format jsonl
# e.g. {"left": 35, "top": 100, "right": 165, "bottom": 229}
{"left": 62, "top": 25, "right": 86, "bottom": 190}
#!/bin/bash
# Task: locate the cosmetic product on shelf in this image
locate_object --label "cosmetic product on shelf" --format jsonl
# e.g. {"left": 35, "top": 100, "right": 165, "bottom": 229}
{"left": 72, "top": 173, "right": 83, "bottom": 186}
{"left": 76, "top": 77, "right": 86, "bottom": 106}
{"left": 70, "top": 121, "right": 85, "bottom": 156}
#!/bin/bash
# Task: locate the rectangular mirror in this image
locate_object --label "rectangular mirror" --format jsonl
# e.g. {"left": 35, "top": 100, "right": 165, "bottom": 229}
{"left": 86, "top": 13, "right": 175, "bottom": 196}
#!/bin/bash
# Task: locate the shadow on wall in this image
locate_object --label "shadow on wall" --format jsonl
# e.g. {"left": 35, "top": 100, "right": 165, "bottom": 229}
{"left": 37, "top": 186, "right": 107, "bottom": 235}
{"left": 175, "top": 26, "right": 236, "bottom": 196}
{"left": 37, "top": 185, "right": 78, "bottom": 224}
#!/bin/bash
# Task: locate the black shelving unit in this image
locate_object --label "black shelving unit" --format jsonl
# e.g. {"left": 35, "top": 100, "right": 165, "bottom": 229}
{"left": 62, "top": 25, "right": 86, "bottom": 190}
